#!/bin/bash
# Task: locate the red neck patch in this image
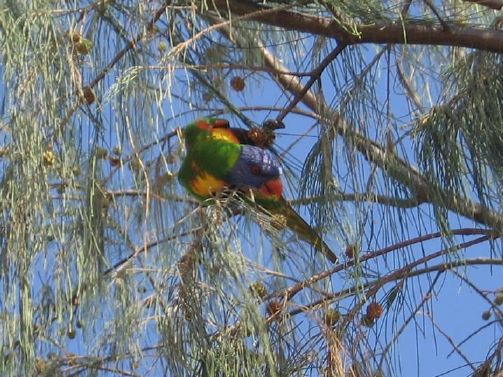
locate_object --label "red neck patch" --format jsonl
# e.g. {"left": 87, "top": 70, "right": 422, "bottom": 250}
{"left": 258, "top": 178, "right": 283, "bottom": 199}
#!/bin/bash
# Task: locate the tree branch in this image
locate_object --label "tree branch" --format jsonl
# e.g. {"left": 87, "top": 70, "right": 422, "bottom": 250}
{"left": 464, "top": 0, "right": 503, "bottom": 10}
{"left": 276, "top": 43, "right": 346, "bottom": 122}
{"left": 211, "top": 0, "right": 503, "bottom": 53}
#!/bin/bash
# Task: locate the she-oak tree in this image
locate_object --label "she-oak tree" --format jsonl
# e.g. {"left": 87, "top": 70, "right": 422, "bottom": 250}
{"left": 0, "top": 1, "right": 502, "bottom": 376}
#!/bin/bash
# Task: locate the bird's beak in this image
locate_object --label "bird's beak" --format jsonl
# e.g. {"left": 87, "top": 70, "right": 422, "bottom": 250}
{"left": 263, "top": 119, "right": 285, "bottom": 131}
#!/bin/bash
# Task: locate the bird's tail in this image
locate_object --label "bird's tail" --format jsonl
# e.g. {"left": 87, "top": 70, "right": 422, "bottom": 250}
{"left": 273, "top": 200, "right": 338, "bottom": 263}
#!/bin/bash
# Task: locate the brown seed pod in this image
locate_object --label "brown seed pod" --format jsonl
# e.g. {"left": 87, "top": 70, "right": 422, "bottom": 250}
{"left": 482, "top": 310, "right": 491, "bottom": 321}
{"left": 248, "top": 127, "right": 275, "bottom": 149}
{"left": 71, "top": 293, "right": 79, "bottom": 307}
{"left": 95, "top": 147, "right": 108, "bottom": 159}
{"left": 345, "top": 244, "right": 356, "bottom": 259}
{"left": 68, "top": 30, "right": 81, "bottom": 43}
{"left": 230, "top": 76, "right": 245, "bottom": 92}
{"left": 267, "top": 300, "right": 282, "bottom": 316}
{"left": 74, "top": 38, "right": 93, "bottom": 55}
{"left": 109, "top": 157, "right": 122, "bottom": 167}
{"left": 81, "top": 86, "right": 95, "bottom": 105}
{"left": 35, "top": 358, "right": 47, "bottom": 374}
{"left": 366, "top": 302, "right": 383, "bottom": 321}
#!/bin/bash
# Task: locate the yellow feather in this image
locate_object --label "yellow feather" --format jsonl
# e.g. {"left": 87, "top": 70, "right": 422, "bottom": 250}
{"left": 210, "top": 128, "right": 240, "bottom": 143}
{"left": 191, "top": 171, "right": 226, "bottom": 197}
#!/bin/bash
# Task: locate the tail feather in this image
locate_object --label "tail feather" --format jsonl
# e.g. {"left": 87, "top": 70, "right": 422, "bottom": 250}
{"left": 274, "top": 200, "right": 338, "bottom": 263}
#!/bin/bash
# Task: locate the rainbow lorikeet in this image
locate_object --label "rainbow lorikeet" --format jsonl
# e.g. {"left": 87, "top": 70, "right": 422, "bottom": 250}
{"left": 178, "top": 118, "right": 338, "bottom": 263}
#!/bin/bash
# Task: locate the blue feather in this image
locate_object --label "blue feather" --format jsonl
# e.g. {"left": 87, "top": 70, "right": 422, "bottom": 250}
{"left": 225, "top": 145, "right": 282, "bottom": 189}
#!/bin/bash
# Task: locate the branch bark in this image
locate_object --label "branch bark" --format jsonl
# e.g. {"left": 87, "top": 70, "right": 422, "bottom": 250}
{"left": 212, "top": 0, "right": 503, "bottom": 53}
{"left": 464, "top": 0, "right": 503, "bottom": 10}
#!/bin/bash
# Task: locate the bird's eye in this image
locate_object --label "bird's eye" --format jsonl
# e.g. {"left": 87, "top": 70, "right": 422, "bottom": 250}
{"left": 250, "top": 165, "right": 261, "bottom": 175}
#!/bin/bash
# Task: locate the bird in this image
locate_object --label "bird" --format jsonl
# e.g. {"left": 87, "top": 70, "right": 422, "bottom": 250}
{"left": 177, "top": 118, "right": 338, "bottom": 263}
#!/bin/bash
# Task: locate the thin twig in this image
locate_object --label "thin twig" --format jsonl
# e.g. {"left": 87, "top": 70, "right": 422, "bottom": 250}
{"left": 379, "top": 272, "right": 442, "bottom": 369}
{"left": 423, "top": 0, "right": 451, "bottom": 31}
{"left": 276, "top": 43, "right": 347, "bottom": 122}
{"left": 291, "top": 238, "right": 496, "bottom": 316}
{"left": 104, "top": 207, "right": 203, "bottom": 275}
{"left": 291, "top": 191, "right": 426, "bottom": 208}
{"left": 426, "top": 312, "right": 476, "bottom": 372}
{"left": 276, "top": 228, "right": 496, "bottom": 302}
{"left": 396, "top": 58, "right": 425, "bottom": 113}
{"left": 446, "top": 321, "right": 501, "bottom": 360}
{"left": 449, "top": 269, "right": 503, "bottom": 321}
